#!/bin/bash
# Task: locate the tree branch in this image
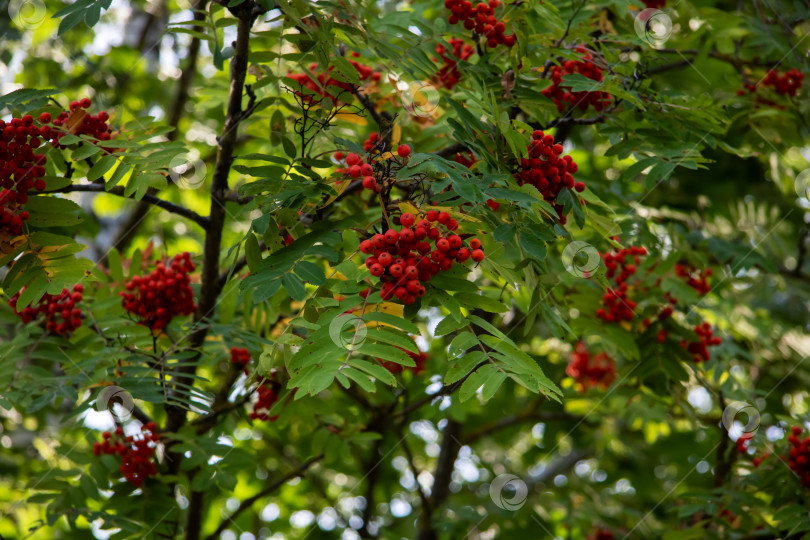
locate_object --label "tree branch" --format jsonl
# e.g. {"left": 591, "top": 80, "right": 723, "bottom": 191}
{"left": 204, "top": 453, "right": 325, "bottom": 540}
{"left": 37, "top": 185, "right": 209, "bottom": 229}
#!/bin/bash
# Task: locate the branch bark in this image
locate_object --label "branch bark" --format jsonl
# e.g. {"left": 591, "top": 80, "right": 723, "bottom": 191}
{"left": 37, "top": 185, "right": 209, "bottom": 229}
{"left": 204, "top": 453, "right": 325, "bottom": 540}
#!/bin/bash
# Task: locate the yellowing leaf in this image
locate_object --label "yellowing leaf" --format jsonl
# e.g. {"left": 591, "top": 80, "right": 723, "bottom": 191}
{"left": 334, "top": 112, "right": 368, "bottom": 126}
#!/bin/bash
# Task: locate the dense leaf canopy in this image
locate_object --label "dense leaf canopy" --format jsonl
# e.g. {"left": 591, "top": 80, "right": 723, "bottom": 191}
{"left": 1, "top": 0, "right": 810, "bottom": 538}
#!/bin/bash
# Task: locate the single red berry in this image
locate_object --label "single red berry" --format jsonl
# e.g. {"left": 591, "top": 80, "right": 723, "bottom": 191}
{"left": 471, "top": 249, "right": 485, "bottom": 262}
{"left": 348, "top": 165, "right": 362, "bottom": 178}
{"left": 400, "top": 213, "right": 415, "bottom": 228}
{"left": 397, "top": 144, "right": 411, "bottom": 158}
{"left": 334, "top": 151, "right": 344, "bottom": 160}
{"left": 39, "top": 112, "right": 51, "bottom": 124}
{"left": 346, "top": 153, "right": 361, "bottom": 166}
{"left": 362, "top": 176, "right": 376, "bottom": 190}
{"left": 426, "top": 210, "right": 439, "bottom": 222}
{"left": 80, "top": 98, "right": 92, "bottom": 108}
{"left": 469, "top": 238, "right": 482, "bottom": 249}
{"left": 437, "top": 211, "right": 451, "bottom": 224}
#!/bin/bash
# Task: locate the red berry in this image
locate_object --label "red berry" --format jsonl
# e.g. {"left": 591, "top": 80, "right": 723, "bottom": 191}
{"left": 397, "top": 144, "right": 411, "bottom": 158}
{"left": 471, "top": 249, "right": 485, "bottom": 262}
{"left": 426, "top": 210, "right": 439, "bottom": 222}
{"left": 346, "top": 153, "right": 361, "bottom": 166}
{"left": 39, "top": 112, "right": 51, "bottom": 124}
{"left": 400, "top": 213, "right": 415, "bottom": 228}
{"left": 469, "top": 238, "right": 482, "bottom": 249}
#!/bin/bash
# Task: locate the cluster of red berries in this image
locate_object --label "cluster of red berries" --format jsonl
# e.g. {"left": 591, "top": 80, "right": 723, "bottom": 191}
{"left": 47, "top": 98, "right": 113, "bottom": 145}
{"left": 251, "top": 379, "right": 282, "bottom": 422}
{"left": 288, "top": 60, "right": 381, "bottom": 103}
{"left": 542, "top": 47, "right": 612, "bottom": 113}
{"left": 359, "top": 211, "right": 484, "bottom": 305}
{"left": 762, "top": 68, "right": 804, "bottom": 97}
{"left": 679, "top": 322, "right": 722, "bottom": 362}
{"left": 0, "top": 99, "right": 112, "bottom": 237}
{"left": 9, "top": 284, "right": 84, "bottom": 335}
{"left": 230, "top": 346, "right": 251, "bottom": 375}
{"left": 736, "top": 431, "right": 754, "bottom": 453}
{"left": 119, "top": 252, "right": 196, "bottom": 331}
{"left": 453, "top": 150, "right": 476, "bottom": 168}
{"left": 675, "top": 263, "right": 712, "bottom": 295}
{"left": 444, "top": 0, "right": 516, "bottom": 48}
{"left": 335, "top": 144, "right": 411, "bottom": 193}
{"left": 1, "top": 115, "right": 48, "bottom": 236}
{"left": 787, "top": 426, "right": 810, "bottom": 486}
{"left": 379, "top": 345, "right": 428, "bottom": 375}
{"left": 432, "top": 38, "right": 475, "bottom": 90}
{"left": 587, "top": 529, "right": 615, "bottom": 540}
{"left": 566, "top": 342, "right": 616, "bottom": 392}
{"left": 514, "top": 130, "right": 583, "bottom": 223}
{"left": 93, "top": 423, "right": 159, "bottom": 487}
{"left": 362, "top": 132, "right": 382, "bottom": 153}
{"left": 596, "top": 247, "right": 647, "bottom": 323}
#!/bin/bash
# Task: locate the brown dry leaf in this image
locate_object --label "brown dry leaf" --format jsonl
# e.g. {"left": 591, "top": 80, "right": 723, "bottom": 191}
{"left": 64, "top": 109, "right": 87, "bottom": 134}
{"left": 598, "top": 9, "right": 617, "bottom": 35}
{"left": 502, "top": 70, "right": 515, "bottom": 99}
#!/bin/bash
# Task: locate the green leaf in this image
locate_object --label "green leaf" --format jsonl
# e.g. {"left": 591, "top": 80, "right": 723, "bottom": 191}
{"left": 86, "top": 154, "right": 118, "bottom": 181}
{"left": 295, "top": 261, "right": 326, "bottom": 286}
{"left": 245, "top": 234, "right": 261, "bottom": 272}
{"left": 454, "top": 292, "right": 509, "bottom": 313}
{"left": 281, "top": 273, "right": 307, "bottom": 300}
{"left": 518, "top": 231, "right": 547, "bottom": 262}
{"left": 434, "top": 314, "right": 467, "bottom": 336}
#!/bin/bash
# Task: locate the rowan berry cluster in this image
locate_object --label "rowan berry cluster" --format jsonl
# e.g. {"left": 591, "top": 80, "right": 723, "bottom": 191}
{"left": 514, "top": 130, "right": 583, "bottom": 224}
{"left": 587, "top": 529, "right": 614, "bottom": 540}
{"left": 359, "top": 212, "right": 483, "bottom": 305}
{"left": 288, "top": 61, "right": 381, "bottom": 103}
{"left": 47, "top": 98, "right": 113, "bottom": 145}
{"left": 566, "top": 342, "right": 616, "bottom": 392}
{"left": 335, "top": 144, "right": 412, "bottom": 193}
{"left": 230, "top": 346, "right": 251, "bottom": 375}
{"left": 596, "top": 247, "right": 647, "bottom": 323}
{"left": 787, "top": 426, "right": 810, "bottom": 486}
{"left": 762, "top": 68, "right": 804, "bottom": 97}
{"left": 9, "top": 284, "right": 84, "bottom": 335}
{"left": 379, "top": 346, "right": 429, "bottom": 375}
{"left": 736, "top": 432, "right": 753, "bottom": 453}
{"left": 444, "top": 0, "right": 516, "bottom": 48}
{"left": 1, "top": 115, "right": 48, "bottom": 236}
{"left": 93, "top": 423, "right": 159, "bottom": 487}
{"left": 675, "top": 263, "right": 712, "bottom": 295}
{"left": 542, "top": 47, "right": 612, "bottom": 113}
{"left": 119, "top": 252, "right": 196, "bottom": 331}
{"left": 678, "top": 323, "right": 722, "bottom": 362}
{"left": 251, "top": 379, "right": 282, "bottom": 422}
{"left": 432, "top": 38, "right": 475, "bottom": 90}
{"left": 1, "top": 100, "right": 113, "bottom": 237}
